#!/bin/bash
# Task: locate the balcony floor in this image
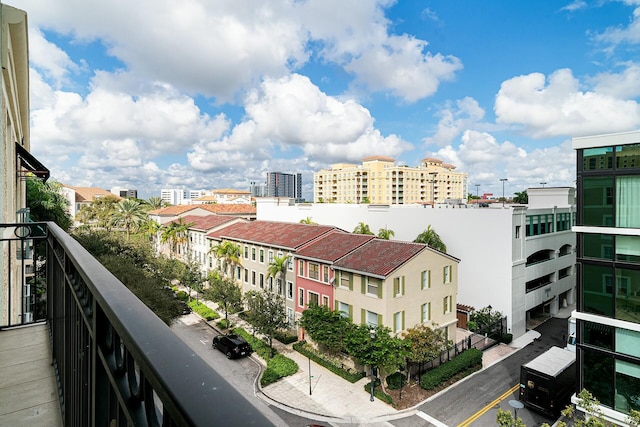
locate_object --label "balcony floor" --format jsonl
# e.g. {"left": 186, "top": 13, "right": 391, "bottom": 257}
{"left": 0, "top": 323, "right": 63, "bottom": 427}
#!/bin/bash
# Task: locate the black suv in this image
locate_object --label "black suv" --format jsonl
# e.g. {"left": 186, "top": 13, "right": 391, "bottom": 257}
{"left": 212, "top": 334, "right": 252, "bottom": 359}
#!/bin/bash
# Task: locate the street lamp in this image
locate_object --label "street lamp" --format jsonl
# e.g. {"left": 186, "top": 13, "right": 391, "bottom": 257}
{"left": 475, "top": 184, "right": 480, "bottom": 200}
{"left": 500, "top": 178, "right": 508, "bottom": 207}
{"left": 429, "top": 172, "right": 438, "bottom": 208}
{"left": 540, "top": 182, "right": 547, "bottom": 188}
{"left": 369, "top": 328, "right": 376, "bottom": 402}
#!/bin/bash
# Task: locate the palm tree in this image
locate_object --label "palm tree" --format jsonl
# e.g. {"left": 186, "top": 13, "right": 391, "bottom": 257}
{"left": 513, "top": 190, "right": 528, "bottom": 204}
{"left": 352, "top": 222, "right": 374, "bottom": 235}
{"left": 140, "top": 219, "right": 161, "bottom": 242}
{"left": 299, "top": 216, "right": 317, "bottom": 225}
{"left": 110, "top": 199, "right": 147, "bottom": 239}
{"left": 210, "top": 241, "right": 242, "bottom": 276}
{"left": 414, "top": 225, "right": 447, "bottom": 253}
{"left": 160, "top": 217, "right": 193, "bottom": 258}
{"left": 377, "top": 227, "right": 395, "bottom": 240}
{"left": 145, "top": 196, "right": 166, "bottom": 210}
{"left": 266, "top": 255, "right": 289, "bottom": 296}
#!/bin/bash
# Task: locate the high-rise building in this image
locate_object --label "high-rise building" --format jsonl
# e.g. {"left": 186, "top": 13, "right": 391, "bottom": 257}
{"left": 313, "top": 156, "right": 468, "bottom": 204}
{"left": 266, "top": 172, "right": 302, "bottom": 201}
{"left": 249, "top": 181, "right": 267, "bottom": 197}
{"left": 573, "top": 130, "right": 640, "bottom": 425}
{"left": 110, "top": 187, "right": 137, "bottom": 199}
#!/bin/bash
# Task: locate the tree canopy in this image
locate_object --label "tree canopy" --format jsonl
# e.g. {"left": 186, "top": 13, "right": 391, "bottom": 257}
{"left": 513, "top": 190, "right": 528, "bottom": 204}
{"left": 377, "top": 227, "right": 395, "bottom": 240}
{"left": 353, "top": 222, "right": 374, "bottom": 235}
{"left": 414, "top": 225, "right": 447, "bottom": 253}
{"left": 244, "top": 290, "right": 289, "bottom": 357}
{"left": 25, "top": 175, "right": 73, "bottom": 231}
{"left": 204, "top": 273, "right": 242, "bottom": 329}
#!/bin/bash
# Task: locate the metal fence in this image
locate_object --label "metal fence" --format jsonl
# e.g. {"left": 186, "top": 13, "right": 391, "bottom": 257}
{"left": 1, "top": 222, "right": 274, "bottom": 426}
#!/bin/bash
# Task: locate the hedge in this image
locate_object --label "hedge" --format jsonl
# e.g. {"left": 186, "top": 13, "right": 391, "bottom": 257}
{"left": 188, "top": 301, "right": 219, "bottom": 321}
{"left": 364, "top": 380, "right": 393, "bottom": 404}
{"left": 293, "top": 341, "right": 365, "bottom": 383}
{"left": 386, "top": 371, "right": 407, "bottom": 390}
{"left": 420, "top": 348, "right": 483, "bottom": 390}
{"left": 274, "top": 330, "right": 298, "bottom": 345}
{"left": 260, "top": 354, "right": 299, "bottom": 387}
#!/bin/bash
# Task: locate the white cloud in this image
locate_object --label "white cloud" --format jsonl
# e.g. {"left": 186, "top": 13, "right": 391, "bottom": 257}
{"left": 424, "top": 97, "right": 485, "bottom": 146}
{"left": 594, "top": 5, "right": 640, "bottom": 47}
{"left": 592, "top": 62, "right": 640, "bottom": 98}
{"left": 187, "top": 74, "right": 413, "bottom": 171}
{"left": 559, "top": 1, "right": 587, "bottom": 12}
{"left": 28, "top": 29, "right": 77, "bottom": 88}
{"left": 494, "top": 68, "right": 640, "bottom": 138}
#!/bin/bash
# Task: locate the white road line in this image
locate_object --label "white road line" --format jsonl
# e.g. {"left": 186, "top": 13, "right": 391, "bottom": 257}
{"left": 199, "top": 339, "right": 207, "bottom": 345}
{"left": 416, "top": 411, "right": 450, "bottom": 427}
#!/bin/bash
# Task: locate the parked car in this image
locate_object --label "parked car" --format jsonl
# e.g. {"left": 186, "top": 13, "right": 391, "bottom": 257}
{"left": 178, "top": 301, "right": 192, "bottom": 315}
{"left": 212, "top": 334, "right": 252, "bottom": 359}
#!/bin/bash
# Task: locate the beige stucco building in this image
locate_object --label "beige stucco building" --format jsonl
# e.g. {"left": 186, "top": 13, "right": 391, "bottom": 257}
{"left": 313, "top": 156, "right": 469, "bottom": 205}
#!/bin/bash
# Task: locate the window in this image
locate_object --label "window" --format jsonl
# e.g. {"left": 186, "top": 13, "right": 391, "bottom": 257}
{"left": 421, "top": 302, "right": 431, "bottom": 323}
{"left": 338, "top": 301, "right": 350, "bottom": 318}
{"left": 421, "top": 270, "right": 431, "bottom": 289}
{"left": 287, "top": 281, "right": 293, "bottom": 300}
{"left": 322, "top": 295, "right": 329, "bottom": 307}
{"left": 394, "top": 311, "right": 404, "bottom": 333}
{"left": 298, "top": 260, "right": 304, "bottom": 276}
{"left": 251, "top": 271, "right": 256, "bottom": 286}
{"left": 259, "top": 249, "right": 264, "bottom": 263}
{"left": 309, "top": 263, "right": 320, "bottom": 280}
{"left": 323, "top": 266, "right": 329, "bottom": 283}
{"left": 443, "top": 266, "right": 452, "bottom": 284}
{"left": 515, "top": 225, "right": 521, "bottom": 239}
{"left": 308, "top": 291, "right": 319, "bottom": 306}
{"left": 287, "top": 256, "right": 293, "bottom": 271}
{"left": 299, "top": 288, "right": 304, "bottom": 307}
{"left": 244, "top": 268, "right": 248, "bottom": 283}
{"left": 268, "top": 277, "right": 273, "bottom": 292}
{"left": 268, "top": 250, "right": 274, "bottom": 264}
{"left": 443, "top": 296, "right": 452, "bottom": 314}
{"left": 236, "top": 266, "right": 241, "bottom": 280}
{"left": 365, "top": 310, "right": 379, "bottom": 328}
{"left": 277, "top": 278, "right": 283, "bottom": 295}
{"left": 340, "top": 273, "right": 351, "bottom": 289}
{"left": 287, "top": 308, "right": 294, "bottom": 326}
{"left": 393, "top": 276, "right": 404, "bottom": 297}
{"left": 367, "top": 278, "right": 380, "bottom": 296}
{"left": 259, "top": 273, "right": 264, "bottom": 289}
{"left": 252, "top": 247, "right": 256, "bottom": 261}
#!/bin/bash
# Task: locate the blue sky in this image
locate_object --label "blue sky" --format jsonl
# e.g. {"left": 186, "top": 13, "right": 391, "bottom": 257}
{"left": 11, "top": 0, "right": 640, "bottom": 199}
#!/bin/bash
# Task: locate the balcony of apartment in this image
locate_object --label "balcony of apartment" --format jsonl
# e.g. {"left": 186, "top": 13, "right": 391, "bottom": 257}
{"left": 0, "top": 222, "right": 271, "bottom": 427}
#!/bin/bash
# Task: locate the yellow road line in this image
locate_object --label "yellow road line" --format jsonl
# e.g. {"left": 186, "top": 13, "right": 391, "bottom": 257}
{"left": 457, "top": 384, "right": 519, "bottom": 427}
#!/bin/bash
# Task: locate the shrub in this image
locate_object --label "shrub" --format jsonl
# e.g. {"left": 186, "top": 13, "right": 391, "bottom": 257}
{"left": 386, "top": 371, "right": 407, "bottom": 390}
{"left": 293, "top": 341, "right": 365, "bottom": 383}
{"left": 175, "top": 290, "right": 189, "bottom": 302}
{"left": 364, "top": 380, "right": 393, "bottom": 405}
{"left": 260, "top": 354, "right": 299, "bottom": 387}
{"left": 420, "top": 348, "right": 482, "bottom": 390}
{"left": 274, "top": 330, "right": 298, "bottom": 344}
{"left": 467, "top": 320, "right": 477, "bottom": 331}
{"left": 217, "top": 319, "right": 233, "bottom": 329}
{"left": 188, "top": 301, "right": 219, "bottom": 321}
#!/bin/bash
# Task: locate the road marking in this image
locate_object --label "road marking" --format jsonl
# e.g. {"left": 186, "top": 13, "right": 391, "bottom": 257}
{"left": 199, "top": 339, "right": 207, "bottom": 345}
{"left": 417, "top": 411, "right": 449, "bottom": 427}
{"left": 457, "top": 384, "right": 519, "bottom": 427}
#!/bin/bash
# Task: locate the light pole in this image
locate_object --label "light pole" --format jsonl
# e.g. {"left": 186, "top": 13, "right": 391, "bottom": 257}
{"left": 475, "top": 184, "right": 480, "bottom": 200}
{"left": 369, "top": 328, "right": 376, "bottom": 402}
{"left": 500, "top": 178, "right": 508, "bottom": 207}
{"left": 429, "top": 172, "right": 438, "bottom": 208}
{"left": 540, "top": 182, "right": 547, "bottom": 188}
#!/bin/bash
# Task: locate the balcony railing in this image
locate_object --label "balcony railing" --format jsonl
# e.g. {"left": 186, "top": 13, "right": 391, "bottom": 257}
{"left": 1, "top": 222, "right": 273, "bottom": 426}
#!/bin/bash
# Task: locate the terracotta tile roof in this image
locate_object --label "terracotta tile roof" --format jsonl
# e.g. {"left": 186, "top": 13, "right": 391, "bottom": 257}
{"left": 296, "top": 230, "right": 375, "bottom": 262}
{"left": 333, "top": 239, "right": 427, "bottom": 278}
{"left": 149, "top": 205, "right": 200, "bottom": 216}
{"left": 198, "top": 204, "right": 256, "bottom": 215}
{"left": 212, "top": 188, "right": 251, "bottom": 195}
{"left": 64, "top": 185, "right": 118, "bottom": 202}
{"left": 207, "top": 221, "right": 336, "bottom": 251}
{"left": 363, "top": 155, "right": 395, "bottom": 163}
{"left": 171, "top": 215, "right": 245, "bottom": 231}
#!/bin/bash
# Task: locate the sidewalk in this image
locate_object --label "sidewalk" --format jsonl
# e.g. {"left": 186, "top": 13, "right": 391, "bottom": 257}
{"left": 183, "top": 287, "right": 573, "bottom": 425}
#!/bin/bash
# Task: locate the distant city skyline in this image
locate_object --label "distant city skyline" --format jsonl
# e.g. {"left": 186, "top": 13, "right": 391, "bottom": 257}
{"left": 13, "top": 0, "right": 640, "bottom": 199}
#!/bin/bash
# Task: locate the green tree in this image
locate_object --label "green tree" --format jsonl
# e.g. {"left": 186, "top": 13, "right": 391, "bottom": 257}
{"left": 244, "top": 290, "right": 289, "bottom": 358}
{"left": 513, "top": 190, "right": 528, "bottom": 204}
{"left": 25, "top": 175, "right": 72, "bottom": 231}
{"left": 403, "top": 323, "right": 449, "bottom": 375}
{"left": 266, "top": 254, "right": 290, "bottom": 295}
{"left": 299, "top": 216, "right": 317, "bottom": 225}
{"left": 110, "top": 198, "right": 147, "bottom": 240}
{"left": 299, "top": 304, "right": 352, "bottom": 354}
{"left": 139, "top": 219, "right": 161, "bottom": 242}
{"left": 75, "top": 195, "right": 120, "bottom": 229}
{"left": 377, "top": 227, "right": 395, "bottom": 240}
{"left": 160, "top": 217, "right": 193, "bottom": 258}
{"left": 470, "top": 306, "right": 503, "bottom": 331}
{"left": 345, "top": 324, "right": 410, "bottom": 393}
{"left": 180, "top": 257, "right": 204, "bottom": 301}
{"left": 210, "top": 240, "right": 242, "bottom": 276}
{"left": 361, "top": 197, "right": 370, "bottom": 204}
{"left": 414, "top": 225, "right": 447, "bottom": 253}
{"left": 353, "top": 222, "right": 374, "bottom": 235}
{"left": 145, "top": 196, "right": 166, "bottom": 210}
{"left": 204, "top": 273, "right": 242, "bottom": 331}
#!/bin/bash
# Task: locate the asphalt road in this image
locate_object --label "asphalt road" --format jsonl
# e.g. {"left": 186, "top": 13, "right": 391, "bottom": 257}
{"left": 170, "top": 314, "right": 324, "bottom": 427}
{"left": 393, "top": 316, "right": 571, "bottom": 427}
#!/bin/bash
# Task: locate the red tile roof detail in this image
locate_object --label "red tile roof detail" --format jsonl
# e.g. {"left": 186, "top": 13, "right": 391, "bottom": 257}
{"left": 198, "top": 204, "right": 256, "bottom": 215}
{"left": 171, "top": 215, "right": 244, "bottom": 231}
{"left": 149, "top": 205, "right": 200, "bottom": 215}
{"left": 65, "top": 186, "right": 119, "bottom": 202}
{"left": 296, "top": 230, "right": 375, "bottom": 262}
{"left": 333, "top": 239, "right": 426, "bottom": 277}
{"left": 207, "top": 221, "right": 336, "bottom": 250}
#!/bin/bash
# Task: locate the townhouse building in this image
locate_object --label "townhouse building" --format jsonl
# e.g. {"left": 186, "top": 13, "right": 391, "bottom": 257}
{"left": 206, "top": 221, "right": 338, "bottom": 325}
{"left": 61, "top": 185, "right": 119, "bottom": 219}
{"left": 573, "top": 130, "right": 640, "bottom": 425}
{"left": 256, "top": 187, "right": 577, "bottom": 339}
{"left": 148, "top": 204, "right": 256, "bottom": 225}
{"left": 313, "top": 155, "right": 468, "bottom": 205}
{"left": 331, "top": 239, "right": 460, "bottom": 340}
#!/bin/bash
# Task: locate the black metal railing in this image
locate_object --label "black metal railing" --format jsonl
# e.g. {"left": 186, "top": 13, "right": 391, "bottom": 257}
{"left": 1, "top": 222, "right": 274, "bottom": 426}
